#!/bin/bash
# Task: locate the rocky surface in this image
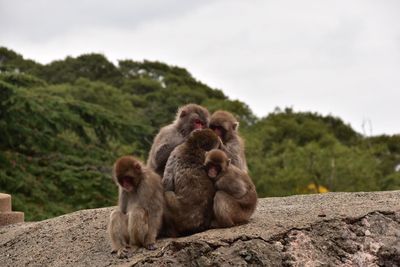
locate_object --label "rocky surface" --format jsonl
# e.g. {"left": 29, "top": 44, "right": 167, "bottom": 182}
{"left": 0, "top": 193, "right": 24, "bottom": 226}
{"left": 1, "top": 191, "right": 400, "bottom": 266}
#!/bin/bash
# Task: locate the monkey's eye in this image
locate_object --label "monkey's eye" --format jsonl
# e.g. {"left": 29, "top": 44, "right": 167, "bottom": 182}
{"left": 210, "top": 125, "right": 224, "bottom": 138}
{"left": 210, "top": 125, "right": 224, "bottom": 131}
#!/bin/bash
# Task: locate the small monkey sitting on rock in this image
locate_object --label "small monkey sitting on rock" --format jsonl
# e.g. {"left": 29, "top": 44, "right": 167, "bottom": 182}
{"left": 108, "top": 156, "right": 164, "bottom": 258}
{"left": 204, "top": 149, "right": 257, "bottom": 227}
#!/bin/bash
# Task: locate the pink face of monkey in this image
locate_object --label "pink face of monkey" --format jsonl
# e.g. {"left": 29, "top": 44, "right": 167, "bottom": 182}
{"left": 206, "top": 163, "right": 221, "bottom": 179}
{"left": 204, "top": 149, "right": 230, "bottom": 179}
{"left": 193, "top": 118, "right": 205, "bottom": 130}
{"left": 114, "top": 156, "right": 143, "bottom": 192}
{"left": 209, "top": 125, "right": 224, "bottom": 138}
{"left": 119, "top": 176, "right": 134, "bottom": 192}
{"left": 177, "top": 104, "right": 210, "bottom": 134}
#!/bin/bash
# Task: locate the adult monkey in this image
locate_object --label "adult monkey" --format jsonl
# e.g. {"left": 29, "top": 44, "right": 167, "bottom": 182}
{"left": 162, "top": 129, "right": 221, "bottom": 236}
{"left": 209, "top": 110, "right": 248, "bottom": 173}
{"left": 147, "top": 104, "right": 210, "bottom": 176}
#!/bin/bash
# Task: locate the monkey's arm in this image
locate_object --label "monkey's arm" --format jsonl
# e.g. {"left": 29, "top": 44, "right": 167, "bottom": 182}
{"left": 154, "top": 129, "right": 183, "bottom": 169}
{"left": 224, "top": 140, "right": 248, "bottom": 173}
{"left": 154, "top": 144, "right": 175, "bottom": 169}
{"left": 162, "top": 155, "right": 177, "bottom": 191}
{"left": 118, "top": 189, "right": 129, "bottom": 214}
{"left": 218, "top": 140, "right": 228, "bottom": 151}
{"left": 216, "top": 177, "right": 247, "bottom": 199}
{"left": 148, "top": 127, "right": 177, "bottom": 172}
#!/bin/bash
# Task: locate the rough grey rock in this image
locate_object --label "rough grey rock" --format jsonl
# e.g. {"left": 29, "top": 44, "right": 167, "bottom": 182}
{"left": 1, "top": 191, "right": 400, "bottom": 266}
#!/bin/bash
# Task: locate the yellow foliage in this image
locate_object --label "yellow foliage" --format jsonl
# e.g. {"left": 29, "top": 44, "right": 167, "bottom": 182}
{"left": 301, "top": 183, "right": 329, "bottom": 194}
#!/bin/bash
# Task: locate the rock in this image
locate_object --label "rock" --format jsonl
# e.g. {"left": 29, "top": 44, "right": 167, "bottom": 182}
{"left": 0, "top": 193, "right": 24, "bottom": 226}
{"left": 0, "top": 193, "right": 12, "bottom": 212}
{"left": 0, "top": 211, "right": 24, "bottom": 227}
{"left": 0, "top": 191, "right": 400, "bottom": 266}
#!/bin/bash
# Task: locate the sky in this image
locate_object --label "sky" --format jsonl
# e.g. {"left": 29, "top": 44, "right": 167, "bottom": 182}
{"left": 1, "top": 0, "right": 399, "bottom": 135}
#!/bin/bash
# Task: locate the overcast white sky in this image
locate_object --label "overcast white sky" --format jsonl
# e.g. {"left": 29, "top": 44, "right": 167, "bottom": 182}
{"left": 1, "top": 0, "right": 399, "bottom": 135}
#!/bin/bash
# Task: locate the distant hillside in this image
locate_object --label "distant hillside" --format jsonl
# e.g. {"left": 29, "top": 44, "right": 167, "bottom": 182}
{"left": 0, "top": 47, "right": 399, "bottom": 220}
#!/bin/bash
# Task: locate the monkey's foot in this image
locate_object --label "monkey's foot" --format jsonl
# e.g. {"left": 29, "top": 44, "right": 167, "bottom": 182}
{"left": 146, "top": 243, "right": 157, "bottom": 250}
{"left": 129, "top": 245, "right": 139, "bottom": 252}
{"left": 210, "top": 220, "right": 219, "bottom": 229}
{"left": 116, "top": 248, "right": 129, "bottom": 259}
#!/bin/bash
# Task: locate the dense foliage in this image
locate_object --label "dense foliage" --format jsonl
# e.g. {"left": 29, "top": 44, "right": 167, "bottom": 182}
{"left": 1, "top": 47, "right": 399, "bottom": 220}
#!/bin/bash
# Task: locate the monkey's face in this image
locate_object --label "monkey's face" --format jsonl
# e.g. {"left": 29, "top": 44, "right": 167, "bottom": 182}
{"left": 185, "top": 112, "right": 208, "bottom": 132}
{"left": 205, "top": 162, "right": 222, "bottom": 179}
{"left": 192, "top": 115, "right": 206, "bottom": 130}
{"left": 204, "top": 149, "right": 230, "bottom": 179}
{"left": 210, "top": 111, "right": 238, "bottom": 142}
{"left": 114, "top": 156, "right": 143, "bottom": 192}
{"left": 117, "top": 172, "right": 142, "bottom": 192}
{"left": 177, "top": 104, "right": 210, "bottom": 134}
{"left": 118, "top": 175, "right": 135, "bottom": 192}
{"left": 209, "top": 124, "right": 227, "bottom": 140}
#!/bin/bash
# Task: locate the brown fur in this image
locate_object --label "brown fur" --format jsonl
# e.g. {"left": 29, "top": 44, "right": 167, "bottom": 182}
{"left": 147, "top": 104, "right": 210, "bottom": 177}
{"left": 108, "top": 156, "right": 164, "bottom": 258}
{"left": 209, "top": 110, "right": 248, "bottom": 173}
{"left": 204, "top": 149, "right": 257, "bottom": 228}
{"left": 162, "top": 129, "right": 220, "bottom": 236}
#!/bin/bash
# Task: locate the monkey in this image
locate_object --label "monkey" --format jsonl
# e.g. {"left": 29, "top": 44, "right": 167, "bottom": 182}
{"left": 162, "top": 129, "right": 221, "bottom": 236}
{"left": 204, "top": 149, "right": 257, "bottom": 228}
{"left": 147, "top": 103, "right": 210, "bottom": 177}
{"left": 209, "top": 110, "right": 248, "bottom": 173}
{"left": 108, "top": 156, "right": 164, "bottom": 258}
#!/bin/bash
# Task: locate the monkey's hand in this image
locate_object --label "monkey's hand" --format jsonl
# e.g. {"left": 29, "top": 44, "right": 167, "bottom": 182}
{"left": 146, "top": 243, "right": 157, "bottom": 250}
{"left": 210, "top": 219, "right": 220, "bottom": 229}
{"left": 164, "top": 191, "right": 180, "bottom": 211}
{"left": 218, "top": 138, "right": 227, "bottom": 150}
{"left": 114, "top": 247, "right": 129, "bottom": 259}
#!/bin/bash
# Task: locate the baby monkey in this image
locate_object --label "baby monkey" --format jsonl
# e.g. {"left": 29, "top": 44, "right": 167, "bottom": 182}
{"left": 108, "top": 156, "right": 164, "bottom": 258}
{"left": 204, "top": 149, "right": 257, "bottom": 227}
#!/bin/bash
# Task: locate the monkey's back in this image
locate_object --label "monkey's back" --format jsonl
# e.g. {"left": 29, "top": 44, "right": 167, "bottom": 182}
{"left": 141, "top": 171, "right": 165, "bottom": 212}
{"left": 222, "top": 166, "right": 257, "bottom": 216}
{"left": 147, "top": 125, "right": 183, "bottom": 176}
{"left": 223, "top": 136, "right": 248, "bottom": 173}
{"left": 170, "top": 147, "right": 215, "bottom": 234}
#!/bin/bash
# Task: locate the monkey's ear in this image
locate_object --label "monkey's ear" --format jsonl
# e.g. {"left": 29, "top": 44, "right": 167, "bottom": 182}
{"left": 227, "top": 159, "right": 231, "bottom": 166}
{"left": 133, "top": 162, "right": 142, "bottom": 173}
{"left": 179, "top": 108, "right": 188, "bottom": 118}
{"left": 232, "top": 122, "right": 239, "bottom": 131}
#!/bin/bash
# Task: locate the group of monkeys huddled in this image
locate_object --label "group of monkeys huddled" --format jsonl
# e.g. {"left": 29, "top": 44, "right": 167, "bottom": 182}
{"left": 107, "top": 104, "right": 258, "bottom": 258}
